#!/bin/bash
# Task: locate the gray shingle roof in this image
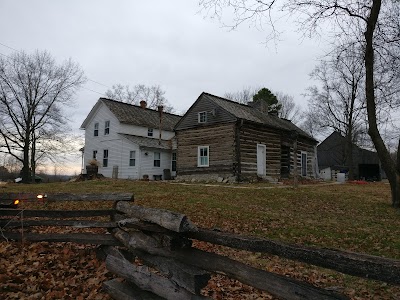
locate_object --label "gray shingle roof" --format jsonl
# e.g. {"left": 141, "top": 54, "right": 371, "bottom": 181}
{"left": 101, "top": 98, "right": 181, "bottom": 131}
{"left": 202, "top": 93, "right": 315, "bottom": 141}
{"left": 120, "top": 134, "right": 176, "bottom": 150}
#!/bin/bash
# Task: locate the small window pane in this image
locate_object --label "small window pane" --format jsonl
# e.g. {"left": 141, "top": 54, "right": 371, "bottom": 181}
{"left": 103, "top": 149, "right": 109, "bottom": 167}
{"left": 104, "top": 121, "right": 110, "bottom": 135}
{"left": 154, "top": 152, "right": 160, "bottom": 167}
{"left": 198, "top": 146, "right": 209, "bottom": 167}
{"left": 129, "top": 151, "right": 136, "bottom": 166}
{"left": 94, "top": 123, "right": 99, "bottom": 136}
{"left": 198, "top": 112, "right": 207, "bottom": 123}
{"left": 172, "top": 152, "right": 177, "bottom": 171}
{"left": 148, "top": 128, "right": 153, "bottom": 137}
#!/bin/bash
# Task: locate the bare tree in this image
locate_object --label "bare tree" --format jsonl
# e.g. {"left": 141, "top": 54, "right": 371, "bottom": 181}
{"left": 199, "top": 0, "right": 400, "bottom": 207}
{"left": 305, "top": 42, "right": 367, "bottom": 179}
{"left": 224, "top": 86, "right": 259, "bottom": 104}
{"left": 275, "top": 92, "right": 303, "bottom": 125}
{"left": 225, "top": 87, "right": 303, "bottom": 124}
{"left": 105, "top": 84, "right": 174, "bottom": 113}
{"left": 0, "top": 50, "right": 86, "bottom": 183}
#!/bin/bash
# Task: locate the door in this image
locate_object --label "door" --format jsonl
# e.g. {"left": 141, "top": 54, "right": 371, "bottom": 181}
{"left": 257, "top": 144, "right": 266, "bottom": 176}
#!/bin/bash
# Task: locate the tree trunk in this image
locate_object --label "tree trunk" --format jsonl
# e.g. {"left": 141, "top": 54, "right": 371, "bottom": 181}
{"left": 364, "top": 0, "right": 400, "bottom": 207}
{"left": 345, "top": 133, "right": 354, "bottom": 180}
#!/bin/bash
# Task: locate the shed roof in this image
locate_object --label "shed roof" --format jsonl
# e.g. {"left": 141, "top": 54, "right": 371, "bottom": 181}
{"left": 120, "top": 134, "right": 176, "bottom": 150}
{"left": 81, "top": 98, "right": 181, "bottom": 131}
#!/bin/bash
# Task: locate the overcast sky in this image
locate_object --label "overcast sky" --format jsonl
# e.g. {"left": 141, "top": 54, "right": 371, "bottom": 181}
{"left": 0, "top": 1, "right": 329, "bottom": 174}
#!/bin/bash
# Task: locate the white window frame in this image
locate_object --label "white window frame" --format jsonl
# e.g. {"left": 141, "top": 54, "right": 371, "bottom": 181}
{"left": 129, "top": 151, "right": 136, "bottom": 167}
{"left": 198, "top": 146, "right": 209, "bottom": 167}
{"left": 92, "top": 150, "right": 98, "bottom": 159}
{"left": 94, "top": 123, "right": 99, "bottom": 136}
{"left": 154, "top": 152, "right": 161, "bottom": 167}
{"left": 301, "top": 151, "right": 307, "bottom": 177}
{"left": 103, "top": 149, "right": 109, "bottom": 167}
{"left": 198, "top": 111, "right": 207, "bottom": 123}
{"left": 148, "top": 128, "right": 154, "bottom": 137}
{"left": 172, "top": 152, "right": 177, "bottom": 172}
{"left": 104, "top": 120, "right": 110, "bottom": 135}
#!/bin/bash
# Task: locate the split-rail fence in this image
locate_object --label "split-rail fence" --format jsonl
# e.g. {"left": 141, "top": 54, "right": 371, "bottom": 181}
{"left": 0, "top": 192, "right": 399, "bottom": 300}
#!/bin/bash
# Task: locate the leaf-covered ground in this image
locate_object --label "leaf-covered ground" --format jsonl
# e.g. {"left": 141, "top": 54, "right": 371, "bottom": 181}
{"left": 1, "top": 179, "right": 400, "bottom": 299}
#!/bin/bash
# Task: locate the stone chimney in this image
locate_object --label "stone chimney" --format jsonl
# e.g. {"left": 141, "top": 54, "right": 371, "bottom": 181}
{"left": 248, "top": 100, "right": 268, "bottom": 113}
{"left": 140, "top": 100, "right": 147, "bottom": 109}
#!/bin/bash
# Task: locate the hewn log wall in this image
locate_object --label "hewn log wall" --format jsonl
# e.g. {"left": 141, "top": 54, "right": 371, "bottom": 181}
{"left": 176, "top": 123, "right": 236, "bottom": 176}
{"left": 239, "top": 121, "right": 282, "bottom": 179}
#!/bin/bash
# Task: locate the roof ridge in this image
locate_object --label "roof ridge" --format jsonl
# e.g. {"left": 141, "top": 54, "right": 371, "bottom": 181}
{"left": 202, "top": 92, "right": 252, "bottom": 108}
{"left": 99, "top": 97, "right": 182, "bottom": 117}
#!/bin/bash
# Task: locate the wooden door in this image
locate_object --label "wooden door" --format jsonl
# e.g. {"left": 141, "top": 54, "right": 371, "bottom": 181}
{"left": 257, "top": 144, "right": 266, "bottom": 176}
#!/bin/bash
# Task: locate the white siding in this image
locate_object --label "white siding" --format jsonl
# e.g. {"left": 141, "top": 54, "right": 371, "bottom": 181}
{"left": 83, "top": 103, "right": 122, "bottom": 177}
{"left": 140, "top": 150, "right": 172, "bottom": 180}
{"left": 83, "top": 102, "right": 176, "bottom": 180}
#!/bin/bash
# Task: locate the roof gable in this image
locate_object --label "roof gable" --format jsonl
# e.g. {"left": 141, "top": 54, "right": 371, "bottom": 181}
{"left": 81, "top": 98, "right": 181, "bottom": 131}
{"left": 176, "top": 92, "right": 315, "bottom": 141}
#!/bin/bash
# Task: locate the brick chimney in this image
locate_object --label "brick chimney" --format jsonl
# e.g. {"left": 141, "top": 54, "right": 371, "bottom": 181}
{"left": 140, "top": 100, "right": 147, "bottom": 109}
{"left": 248, "top": 100, "right": 268, "bottom": 113}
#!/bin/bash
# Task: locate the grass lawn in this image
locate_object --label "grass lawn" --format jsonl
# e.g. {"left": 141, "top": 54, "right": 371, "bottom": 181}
{"left": 1, "top": 179, "right": 400, "bottom": 299}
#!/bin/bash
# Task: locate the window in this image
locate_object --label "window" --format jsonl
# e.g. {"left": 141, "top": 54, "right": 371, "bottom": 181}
{"left": 92, "top": 150, "right": 98, "bottom": 159}
{"left": 103, "top": 149, "right": 109, "bottom": 167}
{"left": 198, "top": 111, "right": 207, "bottom": 123}
{"left": 104, "top": 121, "right": 110, "bottom": 135}
{"left": 148, "top": 128, "right": 153, "bottom": 137}
{"left": 172, "top": 152, "right": 177, "bottom": 171}
{"left": 129, "top": 151, "right": 136, "bottom": 167}
{"left": 301, "top": 151, "right": 307, "bottom": 177}
{"left": 198, "top": 146, "right": 209, "bottom": 167}
{"left": 94, "top": 123, "right": 99, "bottom": 136}
{"left": 154, "top": 152, "right": 160, "bottom": 167}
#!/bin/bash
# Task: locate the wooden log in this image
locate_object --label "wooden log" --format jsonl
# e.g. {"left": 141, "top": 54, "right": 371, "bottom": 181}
{"left": 0, "top": 209, "right": 115, "bottom": 218}
{"left": 115, "top": 202, "right": 197, "bottom": 232}
{"left": 0, "top": 219, "right": 117, "bottom": 229}
{"left": 106, "top": 254, "right": 210, "bottom": 300}
{"left": 114, "top": 220, "right": 400, "bottom": 285}
{"left": 103, "top": 279, "right": 165, "bottom": 300}
{"left": 186, "top": 228, "right": 400, "bottom": 285}
{"left": 43, "top": 193, "right": 134, "bottom": 202}
{"left": 0, "top": 192, "right": 134, "bottom": 202}
{"left": 2, "top": 232, "right": 121, "bottom": 245}
{"left": 113, "top": 229, "right": 348, "bottom": 300}
{"left": 134, "top": 250, "right": 211, "bottom": 295}
{"left": 118, "top": 218, "right": 172, "bottom": 234}
{"left": 96, "top": 245, "right": 134, "bottom": 262}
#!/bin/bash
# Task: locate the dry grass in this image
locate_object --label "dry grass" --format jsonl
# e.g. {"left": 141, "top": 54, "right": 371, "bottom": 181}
{"left": 1, "top": 179, "right": 400, "bottom": 299}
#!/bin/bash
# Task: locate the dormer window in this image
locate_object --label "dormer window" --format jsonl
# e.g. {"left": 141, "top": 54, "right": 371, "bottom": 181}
{"left": 148, "top": 128, "right": 153, "bottom": 137}
{"left": 104, "top": 121, "right": 110, "bottom": 135}
{"left": 198, "top": 111, "right": 207, "bottom": 123}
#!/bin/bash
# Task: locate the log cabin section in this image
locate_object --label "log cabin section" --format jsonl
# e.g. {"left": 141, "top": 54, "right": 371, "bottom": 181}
{"left": 175, "top": 92, "right": 317, "bottom": 182}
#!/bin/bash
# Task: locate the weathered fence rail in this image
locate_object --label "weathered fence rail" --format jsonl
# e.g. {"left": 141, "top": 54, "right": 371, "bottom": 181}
{"left": 0, "top": 193, "right": 130, "bottom": 245}
{"left": 1, "top": 192, "right": 400, "bottom": 300}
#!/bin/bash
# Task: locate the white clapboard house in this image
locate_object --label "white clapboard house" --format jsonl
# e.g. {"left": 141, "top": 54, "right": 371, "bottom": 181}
{"left": 80, "top": 98, "right": 181, "bottom": 180}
